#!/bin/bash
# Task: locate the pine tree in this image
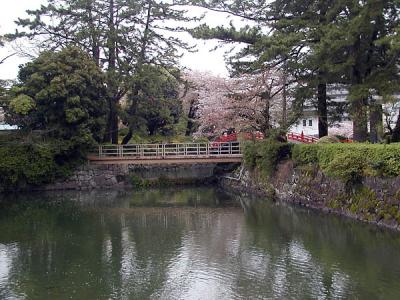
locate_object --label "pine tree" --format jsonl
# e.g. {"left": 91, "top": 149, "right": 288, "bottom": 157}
{"left": 316, "top": 0, "right": 400, "bottom": 142}
{"left": 7, "top": 0, "right": 195, "bottom": 144}
{"left": 6, "top": 47, "right": 107, "bottom": 148}
{"left": 188, "top": 0, "right": 338, "bottom": 137}
{"left": 188, "top": 0, "right": 400, "bottom": 142}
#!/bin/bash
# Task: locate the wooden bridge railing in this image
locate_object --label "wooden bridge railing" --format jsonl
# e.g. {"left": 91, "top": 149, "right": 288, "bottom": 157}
{"left": 95, "top": 142, "right": 242, "bottom": 159}
{"left": 287, "top": 132, "right": 319, "bottom": 144}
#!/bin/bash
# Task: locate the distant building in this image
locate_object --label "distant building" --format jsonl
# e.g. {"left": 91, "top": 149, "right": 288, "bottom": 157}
{"left": 290, "top": 85, "right": 399, "bottom": 138}
{"left": 0, "top": 107, "right": 18, "bottom": 131}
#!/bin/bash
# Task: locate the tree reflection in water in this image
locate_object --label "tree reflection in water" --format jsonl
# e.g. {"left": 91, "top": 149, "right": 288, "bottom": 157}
{"left": 0, "top": 188, "right": 399, "bottom": 299}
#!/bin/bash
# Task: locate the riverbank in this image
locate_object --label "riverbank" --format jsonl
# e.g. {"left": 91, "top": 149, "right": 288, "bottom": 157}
{"left": 34, "top": 163, "right": 224, "bottom": 191}
{"left": 218, "top": 160, "right": 400, "bottom": 232}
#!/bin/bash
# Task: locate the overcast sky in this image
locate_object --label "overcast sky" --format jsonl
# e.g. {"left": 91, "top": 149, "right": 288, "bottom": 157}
{"left": 0, "top": 0, "right": 238, "bottom": 80}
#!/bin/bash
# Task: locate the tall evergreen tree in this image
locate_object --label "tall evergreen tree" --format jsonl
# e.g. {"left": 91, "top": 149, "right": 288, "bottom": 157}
{"left": 187, "top": 0, "right": 400, "bottom": 141}
{"left": 6, "top": 47, "right": 107, "bottom": 149}
{"left": 187, "top": 0, "right": 337, "bottom": 137}
{"left": 120, "top": 65, "right": 182, "bottom": 142}
{"left": 316, "top": 0, "right": 400, "bottom": 142}
{"left": 8, "top": 0, "right": 195, "bottom": 144}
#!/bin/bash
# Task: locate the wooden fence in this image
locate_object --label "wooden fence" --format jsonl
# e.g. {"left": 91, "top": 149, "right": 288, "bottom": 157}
{"left": 96, "top": 142, "right": 242, "bottom": 159}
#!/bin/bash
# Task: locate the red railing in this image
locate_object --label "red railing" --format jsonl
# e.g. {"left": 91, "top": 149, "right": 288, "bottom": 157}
{"left": 287, "top": 132, "right": 353, "bottom": 144}
{"left": 340, "top": 139, "right": 353, "bottom": 143}
{"left": 214, "top": 133, "right": 238, "bottom": 144}
{"left": 243, "top": 132, "right": 265, "bottom": 140}
{"left": 211, "top": 131, "right": 265, "bottom": 148}
{"left": 287, "top": 132, "right": 319, "bottom": 144}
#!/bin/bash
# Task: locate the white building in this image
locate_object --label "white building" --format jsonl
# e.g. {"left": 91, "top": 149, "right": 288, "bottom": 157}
{"left": 0, "top": 107, "right": 18, "bottom": 131}
{"left": 290, "top": 86, "right": 399, "bottom": 138}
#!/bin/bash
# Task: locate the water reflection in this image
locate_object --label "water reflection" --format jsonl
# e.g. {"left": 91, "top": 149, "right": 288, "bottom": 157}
{"left": 0, "top": 188, "right": 399, "bottom": 299}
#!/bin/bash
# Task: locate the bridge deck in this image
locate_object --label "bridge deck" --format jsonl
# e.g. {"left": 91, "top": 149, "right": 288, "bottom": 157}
{"left": 88, "top": 142, "right": 243, "bottom": 165}
{"left": 88, "top": 156, "right": 242, "bottom": 165}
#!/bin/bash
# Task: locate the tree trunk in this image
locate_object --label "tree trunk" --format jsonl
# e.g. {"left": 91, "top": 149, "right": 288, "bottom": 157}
{"left": 103, "top": 98, "right": 119, "bottom": 144}
{"left": 352, "top": 98, "right": 368, "bottom": 142}
{"left": 369, "top": 101, "right": 383, "bottom": 143}
{"left": 122, "top": 128, "right": 133, "bottom": 145}
{"left": 87, "top": 0, "right": 100, "bottom": 66}
{"left": 105, "top": 0, "right": 119, "bottom": 144}
{"left": 185, "top": 101, "right": 197, "bottom": 136}
{"left": 317, "top": 81, "right": 328, "bottom": 138}
{"left": 281, "top": 71, "right": 287, "bottom": 129}
{"left": 110, "top": 100, "right": 119, "bottom": 144}
{"left": 349, "top": 33, "right": 368, "bottom": 142}
{"left": 122, "top": 2, "right": 152, "bottom": 144}
{"left": 122, "top": 86, "right": 140, "bottom": 144}
{"left": 261, "top": 99, "right": 271, "bottom": 136}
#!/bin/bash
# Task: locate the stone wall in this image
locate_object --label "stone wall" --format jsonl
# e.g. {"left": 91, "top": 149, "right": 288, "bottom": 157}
{"left": 218, "top": 161, "right": 400, "bottom": 231}
{"left": 42, "top": 164, "right": 129, "bottom": 191}
{"left": 129, "top": 164, "right": 216, "bottom": 181}
{"left": 42, "top": 163, "right": 219, "bottom": 191}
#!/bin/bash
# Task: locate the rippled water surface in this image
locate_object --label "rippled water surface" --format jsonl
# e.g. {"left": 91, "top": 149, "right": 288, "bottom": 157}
{"left": 0, "top": 187, "right": 400, "bottom": 299}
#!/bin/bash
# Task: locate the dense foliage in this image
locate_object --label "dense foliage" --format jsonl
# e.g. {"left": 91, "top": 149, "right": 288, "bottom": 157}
{"left": 0, "top": 47, "right": 107, "bottom": 191}
{"left": 121, "top": 65, "right": 183, "bottom": 143}
{"left": 244, "top": 140, "right": 400, "bottom": 186}
{"left": 6, "top": 47, "right": 107, "bottom": 150}
{"left": 8, "top": 0, "right": 196, "bottom": 144}
{"left": 243, "top": 139, "right": 291, "bottom": 177}
{"left": 292, "top": 143, "right": 400, "bottom": 184}
{"left": 0, "top": 138, "right": 79, "bottom": 191}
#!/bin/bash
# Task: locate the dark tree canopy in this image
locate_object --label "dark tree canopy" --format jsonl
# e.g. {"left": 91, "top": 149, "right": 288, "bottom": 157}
{"left": 6, "top": 47, "right": 108, "bottom": 149}
{"left": 8, "top": 0, "right": 197, "bottom": 144}
{"left": 121, "top": 65, "right": 183, "bottom": 143}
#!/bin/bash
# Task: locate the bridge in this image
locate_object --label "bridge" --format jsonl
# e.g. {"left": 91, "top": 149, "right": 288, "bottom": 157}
{"left": 286, "top": 132, "right": 353, "bottom": 144}
{"left": 287, "top": 132, "right": 319, "bottom": 144}
{"left": 88, "top": 142, "right": 242, "bottom": 165}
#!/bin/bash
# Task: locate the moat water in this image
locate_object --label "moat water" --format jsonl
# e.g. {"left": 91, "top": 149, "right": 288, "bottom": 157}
{"left": 0, "top": 187, "right": 399, "bottom": 299}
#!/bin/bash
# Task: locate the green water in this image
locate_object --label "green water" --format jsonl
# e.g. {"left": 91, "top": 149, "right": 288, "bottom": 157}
{"left": 0, "top": 187, "right": 399, "bottom": 299}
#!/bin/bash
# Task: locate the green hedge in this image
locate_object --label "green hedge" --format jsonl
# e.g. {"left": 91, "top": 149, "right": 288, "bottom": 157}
{"left": 0, "top": 142, "right": 80, "bottom": 191}
{"left": 292, "top": 143, "right": 400, "bottom": 183}
{"left": 243, "top": 140, "right": 291, "bottom": 177}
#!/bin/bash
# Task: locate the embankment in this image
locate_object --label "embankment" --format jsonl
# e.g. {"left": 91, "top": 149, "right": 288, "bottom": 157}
{"left": 219, "top": 161, "right": 400, "bottom": 231}
{"left": 39, "top": 163, "right": 238, "bottom": 191}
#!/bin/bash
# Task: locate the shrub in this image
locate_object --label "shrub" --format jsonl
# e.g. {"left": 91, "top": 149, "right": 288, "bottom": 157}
{"left": 256, "top": 140, "right": 291, "bottom": 177}
{"left": 292, "top": 144, "right": 319, "bottom": 165}
{"left": 129, "top": 174, "right": 150, "bottom": 188}
{"left": 316, "top": 135, "right": 340, "bottom": 144}
{"left": 292, "top": 143, "right": 400, "bottom": 184}
{"left": 0, "top": 142, "right": 77, "bottom": 191}
{"left": 244, "top": 139, "right": 291, "bottom": 177}
{"left": 243, "top": 141, "right": 257, "bottom": 169}
{"left": 322, "top": 151, "right": 366, "bottom": 185}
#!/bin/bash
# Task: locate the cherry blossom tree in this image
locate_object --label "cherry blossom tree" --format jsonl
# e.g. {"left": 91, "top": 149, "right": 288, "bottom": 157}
{"left": 183, "top": 69, "right": 294, "bottom": 138}
{"left": 328, "top": 121, "right": 354, "bottom": 138}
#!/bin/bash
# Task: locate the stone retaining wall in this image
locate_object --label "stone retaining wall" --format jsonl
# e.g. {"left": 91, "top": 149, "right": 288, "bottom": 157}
{"left": 42, "top": 163, "right": 219, "bottom": 191}
{"left": 218, "top": 161, "right": 400, "bottom": 231}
